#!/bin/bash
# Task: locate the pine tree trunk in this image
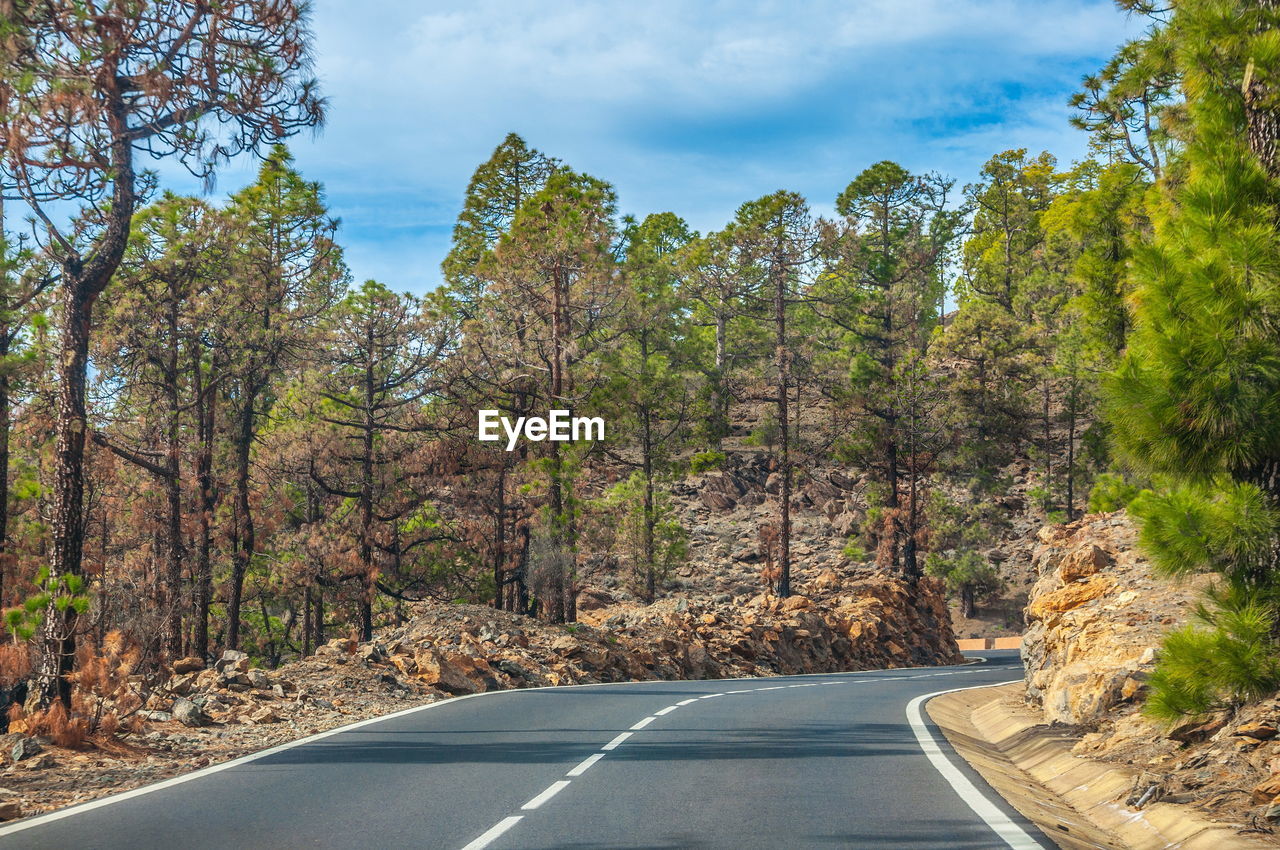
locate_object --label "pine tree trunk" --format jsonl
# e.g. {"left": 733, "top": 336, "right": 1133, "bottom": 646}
{"left": 0, "top": 333, "right": 10, "bottom": 609}
{"left": 37, "top": 284, "right": 94, "bottom": 708}
{"left": 192, "top": 348, "right": 216, "bottom": 661}
{"left": 359, "top": 331, "right": 375, "bottom": 643}
{"left": 228, "top": 391, "right": 258, "bottom": 651}
{"left": 37, "top": 98, "right": 136, "bottom": 708}
{"left": 494, "top": 464, "right": 506, "bottom": 610}
{"left": 162, "top": 299, "right": 183, "bottom": 658}
{"left": 1246, "top": 1, "right": 1280, "bottom": 180}
{"left": 774, "top": 257, "right": 792, "bottom": 599}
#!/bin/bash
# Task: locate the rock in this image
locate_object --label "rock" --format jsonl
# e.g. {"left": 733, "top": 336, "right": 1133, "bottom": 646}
{"left": 700, "top": 490, "right": 737, "bottom": 511}
{"left": 0, "top": 801, "right": 20, "bottom": 821}
{"left": 1266, "top": 800, "right": 1280, "bottom": 822}
{"left": 1168, "top": 715, "right": 1228, "bottom": 744}
{"left": 20, "top": 753, "right": 54, "bottom": 770}
{"left": 576, "top": 587, "right": 615, "bottom": 612}
{"left": 166, "top": 672, "right": 197, "bottom": 696}
{"left": 780, "top": 595, "right": 811, "bottom": 612}
{"left": 172, "top": 697, "right": 210, "bottom": 728}
{"left": 10, "top": 737, "right": 41, "bottom": 763}
{"left": 171, "top": 656, "right": 205, "bottom": 674}
{"left": 414, "top": 648, "right": 481, "bottom": 695}
{"left": 1236, "top": 722, "right": 1278, "bottom": 741}
{"left": 248, "top": 707, "right": 279, "bottom": 724}
{"left": 194, "top": 669, "right": 221, "bottom": 691}
{"left": 214, "top": 649, "right": 249, "bottom": 673}
{"left": 357, "top": 642, "right": 387, "bottom": 663}
{"left": 1058, "top": 544, "right": 1112, "bottom": 582}
{"left": 1026, "top": 575, "right": 1114, "bottom": 620}
{"left": 1257, "top": 777, "right": 1280, "bottom": 807}
{"left": 810, "top": 570, "right": 841, "bottom": 591}
{"left": 245, "top": 670, "right": 272, "bottom": 690}
{"left": 140, "top": 710, "right": 173, "bottom": 723}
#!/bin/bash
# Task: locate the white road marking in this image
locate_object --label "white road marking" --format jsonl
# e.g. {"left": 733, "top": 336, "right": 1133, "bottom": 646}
{"left": 654, "top": 705, "right": 678, "bottom": 716}
{"left": 521, "top": 781, "right": 571, "bottom": 811}
{"left": 630, "top": 716, "right": 656, "bottom": 730}
{"left": 0, "top": 640, "right": 998, "bottom": 849}
{"left": 461, "top": 815, "right": 524, "bottom": 849}
{"left": 676, "top": 698, "right": 698, "bottom": 706}
{"left": 906, "top": 682, "right": 1049, "bottom": 850}
{"left": 602, "top": 732, "right": 632, "bottom": 750}
{"left": 699, "top": 693, "right": 725, "bottom": 699}
{"left": 566, "top": 753, "right": 605, "bottom": 777}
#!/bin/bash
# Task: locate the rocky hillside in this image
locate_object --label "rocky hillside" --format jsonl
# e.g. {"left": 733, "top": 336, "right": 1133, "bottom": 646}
{"left": 1021, "top": 512, "right": 1280, "bottom": 834}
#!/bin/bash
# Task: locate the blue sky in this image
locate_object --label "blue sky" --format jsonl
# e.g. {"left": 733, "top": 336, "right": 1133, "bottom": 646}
{"left": 163, "top": 0, "right": 1147, "bottom": 294}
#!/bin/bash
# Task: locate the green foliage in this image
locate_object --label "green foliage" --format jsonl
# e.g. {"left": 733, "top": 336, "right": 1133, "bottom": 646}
{"left": 925, "top": 550, "right": 1003, "bottom": 608}
{"left": 602, "top": 472, "right": 690, "bottom": 595}
{"left": 744, "top": 416, "right": 779, "bottom": 449}
{"left": 841, "top": 539, "right": 868, "bottom": 562}
{"left": 688, "top": 451, "right": 726, "bottom": 474}
{"left": 1101, "top": 0, "right": 1280, "bottom": 719}
{"left": 5, "top": 567, "right": 90, "bottom": 642}
{"left": 1145, "top": 598, "right": 1280, "bottom": 722}
{"left": 1087, "top": 473, "right": 1141, "bottom": 513}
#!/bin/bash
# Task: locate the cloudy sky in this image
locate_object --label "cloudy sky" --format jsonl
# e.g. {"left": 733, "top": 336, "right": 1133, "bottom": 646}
{"left": 164, "top": 0, "right": 1147, "bottom": 294}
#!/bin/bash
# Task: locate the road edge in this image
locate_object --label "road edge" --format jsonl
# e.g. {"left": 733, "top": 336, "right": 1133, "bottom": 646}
{"left": 906, "top": 681, "right": 1052, "bottom": 850}
{"left": 0, "top": 658, "right": 973, "bottom": 839}
{"left": 927, "top": 682, "right": 1274, "bottom": 850}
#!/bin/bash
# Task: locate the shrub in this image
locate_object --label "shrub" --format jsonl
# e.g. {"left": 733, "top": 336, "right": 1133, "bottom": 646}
{"left": 688, "top": 450, "right": 726, "bottom": 474}
{"left": 1088, "top": 473, "right": 1140, "bottom": 513}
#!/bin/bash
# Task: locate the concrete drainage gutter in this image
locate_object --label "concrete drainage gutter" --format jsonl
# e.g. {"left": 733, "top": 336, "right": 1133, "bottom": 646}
{"left": 927, "top": 683, "right": 1275, "bottom": 850}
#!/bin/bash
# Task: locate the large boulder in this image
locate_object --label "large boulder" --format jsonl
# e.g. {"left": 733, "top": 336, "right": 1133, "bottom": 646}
{"left": 172, "top": 697, "right": 210, "bottom": 728}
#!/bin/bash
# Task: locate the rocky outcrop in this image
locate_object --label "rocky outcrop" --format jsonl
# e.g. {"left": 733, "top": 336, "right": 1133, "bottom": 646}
{"left": 1019, "top": 510, "right": 1280, "bottom": 829}
{"left": 359, "top": 567, "right": 960, "bottom": 695}
{"left": 1021, "top": 512, "right": 1199, "bottom": 726}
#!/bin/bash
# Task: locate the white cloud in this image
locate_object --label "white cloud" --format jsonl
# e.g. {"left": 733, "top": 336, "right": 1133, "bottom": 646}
{"left": 158, "top": 0, "right": 1146, "bottom": 292}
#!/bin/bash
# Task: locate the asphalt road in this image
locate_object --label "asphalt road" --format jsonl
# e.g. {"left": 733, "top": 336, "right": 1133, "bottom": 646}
{"left": 0, "top": 650, "right": 1056, "bottom": 850}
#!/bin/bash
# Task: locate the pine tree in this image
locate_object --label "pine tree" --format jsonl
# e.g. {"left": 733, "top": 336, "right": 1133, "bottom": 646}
{"left": 816, "top": 161, "right": 955, "bottom": 577}
{"left": 223, "top": 147, "right": 346, "bottom": 649}
{"left": 1109, "top": 0, "right": 1280, "bottom": 718}
{"left": 607, "top": 213, "right": 696, "bottom": 602}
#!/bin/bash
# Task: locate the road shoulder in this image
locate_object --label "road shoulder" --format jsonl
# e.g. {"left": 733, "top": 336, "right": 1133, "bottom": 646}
{"left": 928, "top": 683, "right": 1274, "bottom": 850}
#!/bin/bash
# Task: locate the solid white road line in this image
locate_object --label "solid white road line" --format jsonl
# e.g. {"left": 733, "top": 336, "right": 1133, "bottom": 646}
{"left": 602, "top": 732, "right": 632, "bottom": 750}
{"left": 460, "top": 815, "right": 524, "bottom": 850}
{"left": 630, "top": 716, "right": 656, "bottom": 730}
{"left": 654, "top": 705, "right": 678, "bottom": 716}
{"left": 521, "top": 781, "right": 571, "bottom": 811}
{"left": 566, "top": 753, "right": 605, "bottom": 777}
{"left": 699, "top": 692, "right": 725, "bottom": 699}
{"left": 906, "top": 682, "right": 1049, "bottom": 850}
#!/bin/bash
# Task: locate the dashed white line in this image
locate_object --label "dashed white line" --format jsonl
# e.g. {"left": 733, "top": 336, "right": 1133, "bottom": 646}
{"left": 460, "top": 815, "right": 524, "bottom": 849}
{"left": 458, "top": 662, "right": 1004, "bottom": 849}
{"left": 602, "top": 732, "right": 632, "bottom": 750}
{"left": 566, "top": 753, "right": 605, "bottom": 777}
{"left": 521, "top": 781, "right": 571, "bottom": 811}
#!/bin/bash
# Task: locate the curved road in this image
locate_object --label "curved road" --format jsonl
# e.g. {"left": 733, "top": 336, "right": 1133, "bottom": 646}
{"left": 0, "top": 651, "right": 1055, "bottom": 849}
